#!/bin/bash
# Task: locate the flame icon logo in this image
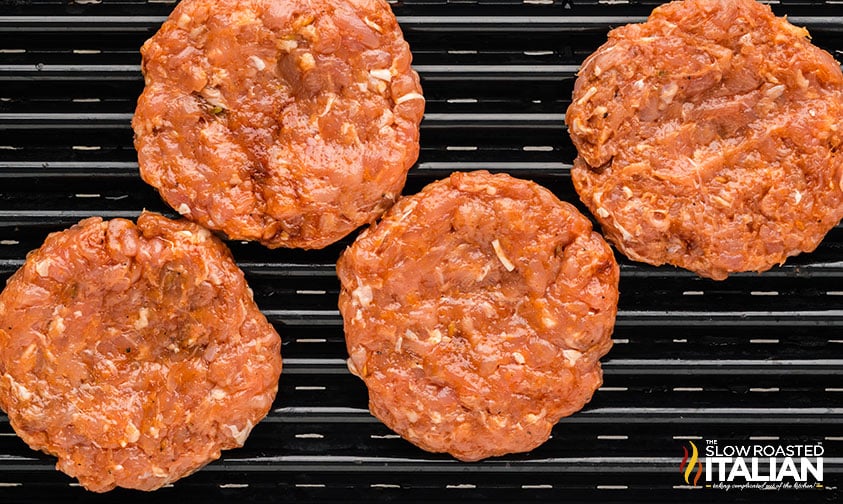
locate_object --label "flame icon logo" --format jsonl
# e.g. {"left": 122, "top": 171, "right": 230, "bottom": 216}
{"left": 679, "top": 441, "right": 703, "bottom": 486}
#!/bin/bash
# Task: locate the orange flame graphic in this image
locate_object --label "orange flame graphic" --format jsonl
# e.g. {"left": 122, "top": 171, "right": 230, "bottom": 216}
{"left": 679, "top": 441, "right": 703, "bottom": 486}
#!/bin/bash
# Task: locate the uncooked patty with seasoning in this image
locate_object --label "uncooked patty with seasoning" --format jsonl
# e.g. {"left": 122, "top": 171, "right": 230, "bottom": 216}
{"left": 133, "top": 0, "right": 424, "bottom": 249}
{"left": 337, "top": 171, "right": 619, "bottom": 461}
{"left": 0, "top": 212, "right": 282, "bottom": 492}
{"left": 566, "top": 0, "right": 843, "bottom": 280}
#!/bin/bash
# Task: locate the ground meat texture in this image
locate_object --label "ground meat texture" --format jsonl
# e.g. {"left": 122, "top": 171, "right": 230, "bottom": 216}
{"left": 566, "top": 0, "right": 843, "bottom": 280}
{"left": 0, "top": 212, "right": 282, "bottom": 492}
{"left": 133, "top": 0, "right": 424, "bottom": 249}
{"left": 337, "top": 171, "right": 619, "bottom": 461}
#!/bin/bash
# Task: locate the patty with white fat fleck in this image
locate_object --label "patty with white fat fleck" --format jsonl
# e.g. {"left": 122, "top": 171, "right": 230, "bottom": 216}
{"left": 567, "top": 0, "right": 843, "bottom": 280}
{"left": 337, "top": 171, "right": 619, "bottom": 461}
{"left": 0, "top": 212, "right": 282, "bottom": 491}
{"left": 134, "top": 0, "right": 424, "bottom": 249}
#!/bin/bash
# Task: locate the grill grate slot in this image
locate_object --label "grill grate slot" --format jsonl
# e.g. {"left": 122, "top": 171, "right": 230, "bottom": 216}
{"left": 1, "top": 0, "right": 842, "bottom": 501}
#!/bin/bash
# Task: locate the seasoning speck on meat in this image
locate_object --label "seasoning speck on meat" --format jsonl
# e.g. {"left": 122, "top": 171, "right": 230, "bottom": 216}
{"left": 0, "top": 212, "right": 282, "bottom": 492}
{"left": 133, "top": 0, "right": 424, "bottom": 249}
{"left": 337, "top": 171, "right": 619, "bottom": 461}
{"left": 566, "top": 0, "right": 843, "bottom": 280}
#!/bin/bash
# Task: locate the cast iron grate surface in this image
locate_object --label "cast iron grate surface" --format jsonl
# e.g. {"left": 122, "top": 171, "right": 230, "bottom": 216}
{"left": 0, "top": 0, "right": 842, "bottom": 502}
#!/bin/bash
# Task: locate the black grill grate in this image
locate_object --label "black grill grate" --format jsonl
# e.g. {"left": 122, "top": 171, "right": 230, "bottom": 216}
{"left": 1, "top": 0, "right": 842, "bottom": 502}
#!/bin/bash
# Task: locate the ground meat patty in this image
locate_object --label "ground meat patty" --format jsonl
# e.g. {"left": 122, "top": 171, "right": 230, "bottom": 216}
{"left": 566, "top": 0, "right": 843, "bottom": 280}
{"left": 133, "top": 0, "right": 424, "bottom": 249}
{"left": 0, "top": 212, "right": 282, "bottom": 492}
{"left": 337, "top": 171, "right": 619, "bottom": 461}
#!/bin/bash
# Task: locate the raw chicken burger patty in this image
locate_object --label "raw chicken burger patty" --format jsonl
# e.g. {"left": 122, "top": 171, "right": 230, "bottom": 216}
{"left": 566, "top": 0, "right": 843, "bottom": 280}
{"left": 337, "top": 171, "right": 619, "bottom": 461}
{"left": 0, "top": 212, "right": 282, "bottom": 492}
{"left": 133, "top": 0, "right": 424, "bottom": 249}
